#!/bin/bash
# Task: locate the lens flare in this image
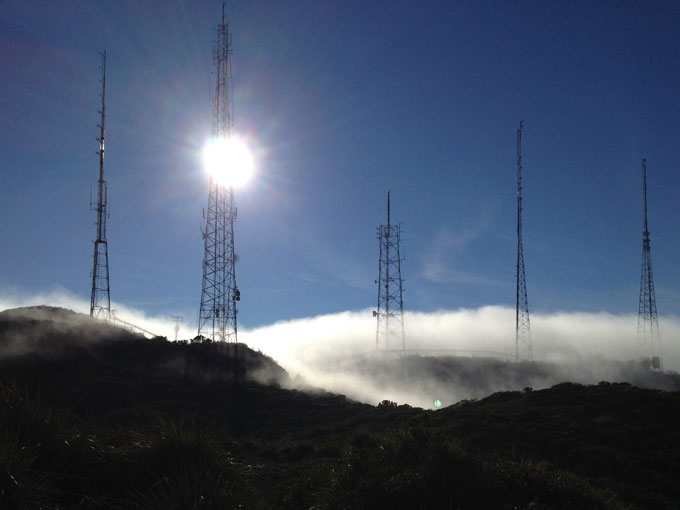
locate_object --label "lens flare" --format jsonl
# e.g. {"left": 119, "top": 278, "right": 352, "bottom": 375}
{"left": 203, "top": 136, "right": 254, "bottom": 187}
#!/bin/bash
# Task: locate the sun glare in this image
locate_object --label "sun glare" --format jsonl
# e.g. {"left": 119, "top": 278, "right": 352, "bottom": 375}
{"left": 203, "top": 137, "right": 254, "bottom": 187}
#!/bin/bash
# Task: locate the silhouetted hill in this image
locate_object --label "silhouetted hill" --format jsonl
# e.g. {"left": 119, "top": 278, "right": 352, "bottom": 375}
{"left": 1, "top": 306, "right": 679, "bottom": 509}
{"left": 0, "top": 306, "right": 290, "bottom": 387}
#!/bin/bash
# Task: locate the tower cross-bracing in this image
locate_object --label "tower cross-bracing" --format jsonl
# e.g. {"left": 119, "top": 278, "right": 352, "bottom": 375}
{"left": 90, "top": 50, "right": 111, "bottom": 320}
{"left": 375, "top": 191, "right": 405, "bottom": 352}
{"left": 515, "top": 121, "right": 533, "bottom": 361}
{"left": 198, "top": 5, "right": 240, "bottom": 342}
{"left": 637, "top": 158, "right": 661, "bottom": 369}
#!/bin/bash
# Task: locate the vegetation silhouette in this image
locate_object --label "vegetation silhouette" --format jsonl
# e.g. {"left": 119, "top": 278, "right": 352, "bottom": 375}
{"left": 1, "top": 306, "right": 679, "bottom": 509}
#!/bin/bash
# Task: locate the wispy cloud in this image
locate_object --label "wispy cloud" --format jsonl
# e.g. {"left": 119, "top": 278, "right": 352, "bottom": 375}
{"left": 420, "top": 226, "right": 502, "bottom": 285}
{"left": 422, "top": 263, "right": 503, "bottom": 286}
{"left": 432, "top": 227, "right": 480, "bottom": 253}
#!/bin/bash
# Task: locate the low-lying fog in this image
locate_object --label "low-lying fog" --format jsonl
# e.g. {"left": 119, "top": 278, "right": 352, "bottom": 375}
{"left": 241, "top": 307, "right": 680, "bottom": 408}
{"left": 3, "top": 289, "right": 679, "bottom": 409}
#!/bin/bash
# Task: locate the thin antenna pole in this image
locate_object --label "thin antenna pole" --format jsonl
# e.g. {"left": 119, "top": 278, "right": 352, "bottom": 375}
{"left": 515, "top": 121, "right": 521, "bottom": 359}
{"left": 637, "top": 158, "right": 661, "bottom": 369}
{"left": 98, "top": 52, "right": 106, "bottom": 213}
{"left": 385, "top": 191, "right": 390, "bottom": 342}
{"left": 515, "top": 120, "right": 532, "bottom": 361}
{"left": 172, "top": 316, "right": 183, "bottom": 342}
{"left": 90, "top": 50, "right": 111, "bottom": 319}
{"left": 387, "top": 190, "right": 391, "bottom": 227}
{"left": 642, "top": 158, "right": 649, "bottom": 237}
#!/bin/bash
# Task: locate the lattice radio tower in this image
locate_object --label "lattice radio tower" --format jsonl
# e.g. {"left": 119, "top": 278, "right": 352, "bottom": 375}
{"left": 637, "top": 158, "right": 661, "bottom": 369}
{"left": 90, "top": 50, "right": 111, "bottom": 320}
{"left": 515, "top": 121, "right": 533, "bottom": 361}
{"left": 375, "top": 191, "right": 405, "bottom": 352}
{"left": 198, "top": 4, "right": 240, "bottom": 342}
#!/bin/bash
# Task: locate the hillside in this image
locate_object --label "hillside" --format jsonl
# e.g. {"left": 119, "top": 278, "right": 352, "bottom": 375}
{"left": 1, "top": 306, "right": 679, "bottom": 509}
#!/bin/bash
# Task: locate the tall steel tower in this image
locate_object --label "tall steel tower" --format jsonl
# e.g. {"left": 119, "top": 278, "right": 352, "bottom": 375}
{"left": 90, "top": 51, "right": 111, "bottom": 320}
{"left": 375, "top": 191, "right": 405, "bottom": 352}
{"left": 515, "top": 121, "right": 533, "bottom": 361}
{"left": 198, "top": 5, "right": 240, "bottom": 342}
{"left": 637, "top": 158, "right": 661, "bottom": 369}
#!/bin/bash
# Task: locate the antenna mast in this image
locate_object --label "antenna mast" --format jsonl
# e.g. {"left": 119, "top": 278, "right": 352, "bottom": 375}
{"left": 173, "top": 316, "right": 183, "bottom": 342}
{"left": 90, "top": 50, "right": 111, "bottom": 319}
{"left": 637, "top": 158, "right": 661, "bottom": 369}
{"left": 375, "top": 191, "right": 406, "bottom": 352}
{"left": 515, "top": 121, "right": 533, "bottom": 361}
{"left": 198, "top": 3, "right": 240, "bottom": 342}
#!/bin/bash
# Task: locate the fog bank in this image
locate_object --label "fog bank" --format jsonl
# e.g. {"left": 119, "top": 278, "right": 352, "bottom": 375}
{"left": 3, "top": 289, "right": 679, "bottom": 408}
{"left": 241, "top": 307, "right": 680, "bottom": 407}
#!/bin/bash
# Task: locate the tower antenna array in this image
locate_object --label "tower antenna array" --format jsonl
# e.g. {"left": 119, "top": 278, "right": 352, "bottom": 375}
{"left": 637, "top": 158, "right": 661, "bottom": 369}
{"left": 90, "top": 50, "right": 111, "bottom": 319}
{"left": 515, "top": 121, "right": 533, "bottom": 361}
{"left": 198, "top": 3, "right": 240, "bottom": 342}
{"left": 375, "top": 191, "right": 406, "bottom": 352}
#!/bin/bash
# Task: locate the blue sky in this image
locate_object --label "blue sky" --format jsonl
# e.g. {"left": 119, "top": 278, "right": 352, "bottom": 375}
{"left": 2, "top": 0, "right": 680, "bottom": 336}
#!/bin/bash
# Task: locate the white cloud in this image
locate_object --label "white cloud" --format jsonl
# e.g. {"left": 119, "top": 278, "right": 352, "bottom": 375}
{"left": 241, "top": 306, "right": 680, "bottom": 407}
{"left": 421, "top": 263, "right": 504, "bottom": 286}
{"left": 242, "top": 306, "right": 680, "bottom": 370}
{"left": 433, "top": 227, "right": 480, "bottom": 254}
{"left": 420, "top": 226, "right": 502, "bottom": 285}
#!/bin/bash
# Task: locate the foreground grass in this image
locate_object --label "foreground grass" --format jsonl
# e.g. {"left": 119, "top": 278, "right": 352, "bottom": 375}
{"left": 2, "top": 372, "right": 678, "bottom": 508}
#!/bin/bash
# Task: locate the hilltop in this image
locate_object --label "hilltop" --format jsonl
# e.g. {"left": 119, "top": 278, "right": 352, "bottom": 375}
{"left": 1, "top": 306, "right": 679, "bottom": 509}
{"left": 0, "top": 306, "right": 289, "bottom": 387}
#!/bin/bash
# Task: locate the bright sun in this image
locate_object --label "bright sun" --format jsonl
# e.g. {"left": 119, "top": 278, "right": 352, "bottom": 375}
{"left": 203, "top": 136, "right": 254, "bottom": 187}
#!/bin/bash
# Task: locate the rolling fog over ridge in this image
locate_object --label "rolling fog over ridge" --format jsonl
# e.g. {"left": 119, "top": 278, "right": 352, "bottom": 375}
{"left": 2, "top": 294, "right": 679, "bottom": 409}
{"left": 242, "top": 306, "right": 680, "bottom": 407}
